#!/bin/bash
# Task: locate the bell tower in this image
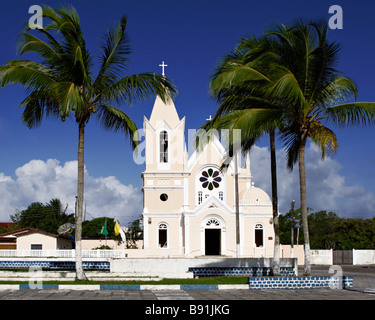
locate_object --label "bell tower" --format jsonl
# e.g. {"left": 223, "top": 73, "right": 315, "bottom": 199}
{"left": 143, "top": 94, "right": 186, "bottom": 173}
{"left": 141, "top": 62, "right": 187, "bottom": 253}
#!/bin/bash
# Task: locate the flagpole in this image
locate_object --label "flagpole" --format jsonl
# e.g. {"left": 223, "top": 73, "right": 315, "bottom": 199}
{"left": 100, "top": 219, "right": 109, "bottom": 247}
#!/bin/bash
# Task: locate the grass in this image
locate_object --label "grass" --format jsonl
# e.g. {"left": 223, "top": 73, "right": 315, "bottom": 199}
{"left": 0, "top": 276, "right": 249, "bottom": 285}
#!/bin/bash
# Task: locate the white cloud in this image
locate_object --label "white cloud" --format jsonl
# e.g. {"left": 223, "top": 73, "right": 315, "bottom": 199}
{"left": 1, "top": 147, "right": 374, "bottom": 229}
{"left": 249, "top": 144, "right": 375, "bottom": 218}
{"left": 0, "top": 159, "right": 142, "bottom": 226}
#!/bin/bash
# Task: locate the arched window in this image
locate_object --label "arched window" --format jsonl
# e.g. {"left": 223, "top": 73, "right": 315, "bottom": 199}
{"left": 159, "top": 131, "right": 168, "bottom": 163}
{"left": 254, "top": 224, "right": 264, "bottom": 248}
{"left": 158, "top": 223, "right": 168, "bottom": 248}
{"left": 206, "top": 218, "right": 221, "bottom": 228}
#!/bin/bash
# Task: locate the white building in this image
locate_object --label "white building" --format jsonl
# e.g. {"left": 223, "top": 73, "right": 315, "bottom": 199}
{"left": 141, "top": 93, "right": 275, "bottom": 258}
{"left": 0, "top": 227, "right": 72, "bottom": 250}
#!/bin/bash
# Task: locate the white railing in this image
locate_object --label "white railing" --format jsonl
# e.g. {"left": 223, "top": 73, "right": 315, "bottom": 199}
{"left": 0, "top": 249, "right": 124, "bottom": 258}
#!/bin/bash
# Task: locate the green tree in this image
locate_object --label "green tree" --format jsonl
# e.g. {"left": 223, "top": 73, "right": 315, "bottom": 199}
{"left": 207, "top": 35, "right": 283, "bottom": 275}
{"left": 279, "top": 207, "right": 302, "bottom": 245}
{"left": 307, "top": 211, "right": 338, "bottom": 249}
{"left": 336, "top": 218, "right": 375, "bottom": 249}
{"left": 0, "top": 6, "right": 176, "bottom": 280}
{"left": 11, "top": 199, "right": 74, "bottom": 234}
{"left": 82, "top": 217, "right": 120, "bottom": 240}
{"left": 279, "top": 210, "right": 375, "bottom": 250}
{"left": 126, "top": 217, "right": 143, "bottom": 248}
{"left": 261, "top": 20, "right": 375, "bottom": 275}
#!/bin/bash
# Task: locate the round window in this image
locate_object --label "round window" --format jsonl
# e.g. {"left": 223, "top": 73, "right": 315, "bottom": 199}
{"left": 160, "top": 193, "right": 168, "bottom": 201}
{"left": 199, "top": 168, "right": 222, "bottom": 191}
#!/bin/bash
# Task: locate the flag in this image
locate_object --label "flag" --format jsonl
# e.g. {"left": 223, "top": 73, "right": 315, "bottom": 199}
{"left": 100, "top": 220, "right": 108, "bottom": 236}
{"left": 119, "top": 229, "right": 126, "bottom": 243}
{"left": 114, "top": 221, "right": 121, "bottom": 236}
{"left": 114, "top": 221, "right": 126, "bottom": 243}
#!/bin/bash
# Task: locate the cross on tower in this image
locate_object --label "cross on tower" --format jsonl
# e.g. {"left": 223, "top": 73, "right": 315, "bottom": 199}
{"left": 159, "top": 61, "right": 168, "bottom": 76}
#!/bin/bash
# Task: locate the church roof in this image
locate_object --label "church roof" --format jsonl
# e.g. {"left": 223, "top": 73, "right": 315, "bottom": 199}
{"left": 240, "top": 183, "right": 272, "bottom": 206}
{"left": 149, "top": 95, "right": 181, "bottom": 128}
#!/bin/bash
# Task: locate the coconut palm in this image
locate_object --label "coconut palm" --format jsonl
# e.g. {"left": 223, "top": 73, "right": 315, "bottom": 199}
{"left": 264, "top": 19, "right": 375, "bottom": 275}
{"left": 207, "top": 37, "right": 284, "bottom": 274}
{"left": 0, "top": 5, "right": 176, "bottom": 279}
{"left": 207, "top": 20, "right": 375, "bottom": 277}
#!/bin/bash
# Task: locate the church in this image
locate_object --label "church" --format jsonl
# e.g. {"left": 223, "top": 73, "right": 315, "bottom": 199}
{"left": 140, "top": 86, "right": 275, "bottom": 258}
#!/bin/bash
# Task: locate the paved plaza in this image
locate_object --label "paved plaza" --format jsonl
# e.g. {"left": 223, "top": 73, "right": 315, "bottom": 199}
{"left": 0, "top": 265, "right": 373, "bottom": 301}
{"left": 0, "top": 286, "right": 374, "bottom": 300}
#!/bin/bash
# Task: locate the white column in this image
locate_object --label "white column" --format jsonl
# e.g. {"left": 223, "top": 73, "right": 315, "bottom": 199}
{"left": 184, "top": 216, "right": 190, "bottom": 256}
{"left": 143, "top": 215, "right": 148, "bottom": 249}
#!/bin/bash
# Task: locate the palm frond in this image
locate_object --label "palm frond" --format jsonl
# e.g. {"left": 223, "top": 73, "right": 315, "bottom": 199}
{"left": 99, "top": 73, "right": 177, "bottom": 106}
{"left": 210, "top": 63, "right": 270, "bottom": 96}
{"left": 21, "top": 90, "right": 60, "bottom": 128}
{"left": 52, "top": 82, "right": 85, "bottom": 119}
{"left": 209, "top": 47, "right": 271, "bottom": 100}
{"left": 309, "top": 122, "right": 338, "bottom": 158}
{"left": 18, "top": 32, "right": 60, "bottom": 62}
{"left": 0, "top": 60, "right": 58, "bottom": 91}
{"left": 96, "top": 105, "right": 138, "bottom": 150}
{"left": 326, "top": 102, "right": 375, "bottom": 127}
{"left": 94, "top": 15, "right": 131, "bottom": 89}
{"left": 318, "top": 76, "right": 358, "bottom": 107}
{"left": 279, "top": 129, "right": 301, "bottom": 170}
{"left": 268, "top": 65, "right": 307, "bottom": 108}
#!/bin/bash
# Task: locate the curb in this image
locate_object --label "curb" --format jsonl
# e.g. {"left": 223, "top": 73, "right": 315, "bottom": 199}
{"left": 0, "top": 284, "right": 250, "bottom": 291}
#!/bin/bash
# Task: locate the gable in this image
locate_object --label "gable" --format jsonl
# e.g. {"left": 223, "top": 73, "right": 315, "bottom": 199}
{"left": 149, "top": 95, "right": 181, "bottom": 129}
{"left": 190, "top": 194, "right": 234, "bottom": 217}
{"left": 187, "top": 135, "right": 234, "bottom": 174}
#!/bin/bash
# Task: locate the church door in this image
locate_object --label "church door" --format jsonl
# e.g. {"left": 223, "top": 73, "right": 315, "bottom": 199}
{"left": 205, "top": 229, "right": 221, "bottom": 255}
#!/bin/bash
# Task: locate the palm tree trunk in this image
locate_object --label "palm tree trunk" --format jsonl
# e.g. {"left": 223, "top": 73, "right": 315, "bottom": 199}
{"left": 270, "top": 130, "right": 280, "bottom": 276}
{"left": 298, "top": 138, "right": 311, "bottom": 276}
{"left": 75, "top": 121, "right": 88, "bottom": 280}
{"left": 234, "top": 152, "right": 240, "bottom": 257}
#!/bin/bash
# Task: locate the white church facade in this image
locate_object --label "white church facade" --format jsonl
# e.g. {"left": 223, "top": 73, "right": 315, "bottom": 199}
{"left": 140, "top": 94, "right": 275, "bottom": 258}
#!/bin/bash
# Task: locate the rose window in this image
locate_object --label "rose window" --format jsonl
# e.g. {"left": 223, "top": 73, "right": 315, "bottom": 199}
{"left": 199, "top": 168, "right": 222, "bottom": 191}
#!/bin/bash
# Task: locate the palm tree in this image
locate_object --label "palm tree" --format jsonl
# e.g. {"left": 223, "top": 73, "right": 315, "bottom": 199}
{"left": 207, "top": 20, "right": 375, "bottom": 277}
{"left": 207, "top": 37, "right": 284, "bottom": 274}
{"left": 0, "top": 5, "right": 176, "bottom": 280}
{"left": 264, "top": 19, "right": 375, "bottom": 275}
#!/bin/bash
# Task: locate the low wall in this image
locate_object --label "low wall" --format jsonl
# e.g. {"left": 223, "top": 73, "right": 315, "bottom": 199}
{"left": 249, "top": 276, "right": 353, "bottom": 289}
{"left": 189, "top": 266, "right": 295, "bottom": 277}
{"left": 0, "top": 258, "right": 110, "bottom": 270}
{"left": 110, "top": 257, "right": 298, "bottom": 279}
{"left": 353, "top": 250, "right": 375, "bottom": 265}
{"left": 311, "top": 249, "right": 333, "bottom": 265}
{"left": 280, "top": 245, "right": 305, "bottom": 265}
{"left": 280, "top": 248, "right": 375, "bottom": 266}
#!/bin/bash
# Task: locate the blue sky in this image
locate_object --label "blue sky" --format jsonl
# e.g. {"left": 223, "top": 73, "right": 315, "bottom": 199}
{"left": 0, "top": 0, "right": 374, "bottom": 224}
